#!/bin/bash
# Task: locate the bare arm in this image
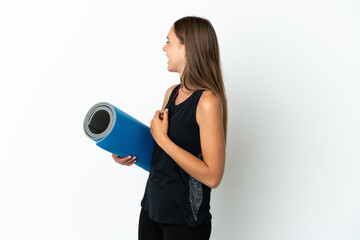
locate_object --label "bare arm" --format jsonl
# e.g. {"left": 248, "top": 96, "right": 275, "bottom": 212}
{"left": 151, "top": 90, "right": 226, "bottom": 189}
{"left": 113, "top": 84, "right": 178, "bottom": 166}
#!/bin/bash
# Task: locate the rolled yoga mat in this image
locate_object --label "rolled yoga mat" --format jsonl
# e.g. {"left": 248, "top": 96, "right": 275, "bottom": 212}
{"left": 83, "top": 102, "right": 154, "bottom": 172}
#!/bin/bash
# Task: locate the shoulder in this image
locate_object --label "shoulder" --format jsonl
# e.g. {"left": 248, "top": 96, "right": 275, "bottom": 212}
{"left": 161, "top": 84, "right": 179, "bottom": 110}
{"left": 197, "top": 90, "right": 223, "bottom": 123}
{"left": 198, "top": 90, "right": 223, "bottom": 113}
{"left": 165, "top": 84, "right": 179, "bottom": 98}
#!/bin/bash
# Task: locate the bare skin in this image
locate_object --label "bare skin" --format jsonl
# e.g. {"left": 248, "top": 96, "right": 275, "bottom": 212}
{"left": 112, "top": 154, "right": 136, "bottom": 166}
{"left": 150, "top": 27, "right": 225, "bottom": 189}
{"left": 150, "top": 87, "right": 225, "bottom": 189}
{"left": 113, "top": 26, "right": 226, "bottom": 189}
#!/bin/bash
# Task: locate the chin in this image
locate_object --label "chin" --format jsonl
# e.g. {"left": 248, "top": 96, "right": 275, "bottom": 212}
{"left": 167, "top": 66, "right": 175, "bottom": 72}
{"left": 166, "top": 64, "right": 180, "bottom": 73}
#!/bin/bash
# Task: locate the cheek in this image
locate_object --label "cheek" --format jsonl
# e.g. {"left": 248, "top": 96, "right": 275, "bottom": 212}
{"left": 177, "top": 52, "right": 186, "bottom": 65}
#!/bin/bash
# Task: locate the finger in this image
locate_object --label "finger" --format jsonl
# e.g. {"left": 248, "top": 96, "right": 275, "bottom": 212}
{"left": 121, "top": 156, "right": 135, "bottom": 165}
{"left": 163, "top": 108, "right": 169, "bottom": 122}
{"left": 112, "top": 154, "right": 121, "bottom": 161}
{"left": 113, "top": 154, "right": 128, "bottom": 160}
{"left": 126, "top": 159, "right": 137, "bottom": 166}
{"left": 153, "top": 110, "right": 160, "bottom": 118}
{"left": 113, "top": 155, "right": 131, "bottom": 164}
{"left": 154, "top": 110, "right": 165, "bottom": 118}
{"left": 124, "top": 156, "right": 137, "bottom": 166}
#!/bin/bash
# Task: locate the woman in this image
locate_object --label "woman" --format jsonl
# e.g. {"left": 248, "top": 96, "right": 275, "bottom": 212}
{"left": 113, "top": 16, "right": 227, "bottom": 240}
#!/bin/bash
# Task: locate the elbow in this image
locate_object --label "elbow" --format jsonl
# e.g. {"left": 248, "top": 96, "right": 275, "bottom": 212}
{"left": 208, "top": 183, "right": 219, "bottom": 189}
{"left": 205, "top": 171, "right": 224, "bottom": 189}
{"left": 207, "top": 178, "right": 222, "bottom": 189}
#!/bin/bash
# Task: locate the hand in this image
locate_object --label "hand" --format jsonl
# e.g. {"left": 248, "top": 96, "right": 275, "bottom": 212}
{"left": 150, "top": 108, "right": 169, "bottom": 147}
{"left": 112, "top": 154, "right": 136, "bottom": 166}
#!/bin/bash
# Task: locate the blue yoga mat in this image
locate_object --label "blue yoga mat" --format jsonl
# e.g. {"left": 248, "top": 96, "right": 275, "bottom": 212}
{"left": 83, "top": 102, "right": 154, "bottom": 172}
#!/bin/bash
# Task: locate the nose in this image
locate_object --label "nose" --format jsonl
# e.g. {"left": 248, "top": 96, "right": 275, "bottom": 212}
{"left": 162, "top": 44, "right": 167, "bottom": 52}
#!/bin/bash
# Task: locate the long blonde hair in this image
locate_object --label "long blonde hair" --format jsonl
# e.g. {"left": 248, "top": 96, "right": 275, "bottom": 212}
{"left": 174, "top": 16, "right": 228, "bottom": 139}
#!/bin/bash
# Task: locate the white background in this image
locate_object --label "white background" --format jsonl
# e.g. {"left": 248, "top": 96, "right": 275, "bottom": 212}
{"left": 0, "top": 0, "right": 359, "bottom": 239}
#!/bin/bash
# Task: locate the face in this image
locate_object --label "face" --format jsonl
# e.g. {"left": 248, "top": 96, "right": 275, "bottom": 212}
{"left": 162, "top": 26, "right": 186, "bottom": 75}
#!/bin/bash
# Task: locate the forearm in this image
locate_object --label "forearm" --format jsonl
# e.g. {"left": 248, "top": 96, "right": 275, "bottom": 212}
{"left": 158, "top": 136, "right": 219, "bottom": 189}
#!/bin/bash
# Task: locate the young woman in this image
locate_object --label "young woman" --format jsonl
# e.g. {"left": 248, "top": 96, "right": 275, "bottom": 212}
{"left": 112, "top": 16, "right": 227, "bottom": 240}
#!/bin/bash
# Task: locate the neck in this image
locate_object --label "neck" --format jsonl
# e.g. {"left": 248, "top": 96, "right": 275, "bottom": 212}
{"left": 180, "top": 83, "right": 193, "bottom": 95}
{"left": 179, "top": 75, "right": 195, "bottom": 94}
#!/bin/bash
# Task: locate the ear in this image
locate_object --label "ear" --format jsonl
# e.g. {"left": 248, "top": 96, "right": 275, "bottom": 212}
{"left": 180, "top": 44, "right": 186, "bottom": 57}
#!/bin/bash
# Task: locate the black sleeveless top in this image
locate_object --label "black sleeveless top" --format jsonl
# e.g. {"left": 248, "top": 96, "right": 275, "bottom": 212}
{"left": 141, "top": 84, "right": 212, "bottom": 227}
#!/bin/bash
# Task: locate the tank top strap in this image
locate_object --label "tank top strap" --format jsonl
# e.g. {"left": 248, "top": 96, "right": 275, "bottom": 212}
{"left": 165, "top": 84, "right": 181, "bottom": 109}
{"left": 141, "top": 84, "right": 211, "bottom": 227}
{"left": 187, "top": 88, "right": 206, "bottom": 112}
{"left": 165, "top": 84, "right": 205, "bottom": 110}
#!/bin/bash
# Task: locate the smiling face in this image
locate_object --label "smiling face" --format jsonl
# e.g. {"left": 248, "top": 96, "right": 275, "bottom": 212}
{"left": 162, "top": 26, "right": 186, "bottom": 75}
